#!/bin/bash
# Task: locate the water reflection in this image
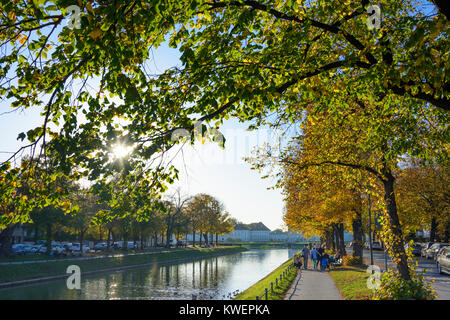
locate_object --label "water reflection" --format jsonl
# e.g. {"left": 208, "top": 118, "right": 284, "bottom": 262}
{"left": 0, "top": 248, "right": 298, "bottom": 300}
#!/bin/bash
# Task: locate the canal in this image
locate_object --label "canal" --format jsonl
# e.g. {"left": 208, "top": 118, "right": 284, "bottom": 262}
{"left": 0, "top": 248, "right": 299, "bottom": 300}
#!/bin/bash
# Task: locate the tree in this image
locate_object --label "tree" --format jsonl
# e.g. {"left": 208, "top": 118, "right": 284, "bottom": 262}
{"left": 185, "top": 193, "right": 227, "bottom": 246}
{"left": 396, "top": 163, "right": 450, "bottom": 242}
{"left": 66, "top": 190, "right": 99, "bottom": 255}
{"left": 212, "top": 212, "right": 234, "bottom": 245}
{"left": 279, "top": 161, "right": 363, "bottom": 257}
{"left": 250, "top": 85, "right": 447, "bottom": 280}
{"left": 0, "top": 156, "right": 75, "bottom": 256}
{"left": 1, "top": 1, "right": 448, "bottom": 228}
{"left": 163, "top": 189, "right": 191, "bottom": 247}
{"left": 31, "top": 205, "right": 68, "bottom": 254}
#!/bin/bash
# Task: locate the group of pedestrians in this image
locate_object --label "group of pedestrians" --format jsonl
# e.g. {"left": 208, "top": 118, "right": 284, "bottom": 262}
{"left": 293, "top": 243, "right": 341, "bottom": 272}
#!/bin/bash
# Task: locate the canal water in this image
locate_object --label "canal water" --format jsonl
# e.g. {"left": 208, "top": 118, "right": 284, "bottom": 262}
{"left": 0, "top": 248, "right": 298, "bottom": 300}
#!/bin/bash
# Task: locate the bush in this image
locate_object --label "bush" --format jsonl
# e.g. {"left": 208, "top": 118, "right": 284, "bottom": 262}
{"left": 343, "top": 256, "right": 363, "bottom": 266}
{"left": 372, "top": 269, "right": 436, "bottom": 300}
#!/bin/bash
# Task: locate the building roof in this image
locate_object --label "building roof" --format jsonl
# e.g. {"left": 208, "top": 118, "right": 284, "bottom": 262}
{"left": 234, "top": 223, "right": 250, "bottom": 230}
{"left": 235, "top": 222, "right": 270, "bottom": 231}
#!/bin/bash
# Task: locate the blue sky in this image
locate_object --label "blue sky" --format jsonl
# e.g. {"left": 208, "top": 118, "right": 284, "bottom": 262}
{"left": 0, "top": 40, "right": 288, "bottom": 231}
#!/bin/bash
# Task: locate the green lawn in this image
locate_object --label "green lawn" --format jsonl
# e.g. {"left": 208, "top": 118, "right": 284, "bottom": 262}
{"left": 0, "top": 246, "right": 246, "bottom": 284}
{"left": 329, "top": 265, "right": 373, "bottom": 300}
{"left": 234, "top": 256, "right": 298, "bottom": 300}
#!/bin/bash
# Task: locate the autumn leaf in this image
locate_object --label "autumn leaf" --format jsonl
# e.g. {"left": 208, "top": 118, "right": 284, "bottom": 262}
{"left": 90, "top": 28, "right": 102, "bottom": 40}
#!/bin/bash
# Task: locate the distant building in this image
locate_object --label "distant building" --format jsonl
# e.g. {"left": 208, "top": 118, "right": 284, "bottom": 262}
{"left": 219, "top": 222, "right": 271, "bottom": 242}
{"left": 0, "top": 225, "right": 25, "bottom": 244}
{"left": 183, "top": 222, "right": 325, "bottom": 243}
{"left": 183, "top": 222, "right": 272, "bottom": 242}
{"left": 269, "top": 229, "right": 305, "bottom": 242}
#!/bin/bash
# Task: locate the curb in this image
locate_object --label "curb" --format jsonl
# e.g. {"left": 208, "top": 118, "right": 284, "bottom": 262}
{"left": 287, "top": 271, "right": 302, "bottom": 300}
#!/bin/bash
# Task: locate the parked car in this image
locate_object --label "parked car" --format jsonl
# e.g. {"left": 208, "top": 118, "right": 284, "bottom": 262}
{"left": 112, "top": 241, "right": 137, "bottom": 250}
{"left": 69, "top": 243, "right": 90, "bottom": 255}
{"left": 38, "top": 245, "right": 47, "bottom": 254}
{"left": 12, "top": 244, "right": 25, "bottom": 255}
{"left": 51, "top": 245, "right": 67, "bottom": 256}
{"left": 93, "top": 243, "right": 107, "bottom": 251}
{"left": 421, "top": 242, "right": 433, "bottom": 257}
{"left": 364, "top": 241, "right": 382, "bottom": 250}
{"left": 405, "top": 243, "right": 422, "bottom": 256}
{"left": 61, "top": 242, "right": 72, "bottom": 250}
{"left": 127, "top": 241, "right": 137, "bottom": 250}
{"left": 426, "top": 243, "right": 450, "bottom": 260}
{"left": 21, "top": 245, "right": 35, "bottom": 254}
{"left": 30, "top": 245, "right": 41, "bottom": 254}
{"left": 436, "top": 246, "right": 450, "bottom": 275}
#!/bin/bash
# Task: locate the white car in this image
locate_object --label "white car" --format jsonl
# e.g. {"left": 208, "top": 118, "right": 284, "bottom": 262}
{"left": 93, "top": 243, "right": 107, "bottom": 251}
{"left": 51, "top": 245, "right": 67, "bottom": 256}
{"left": 30, "top": 245, "right": 41, "bottom": 254}
{"left": 69, "top": 243, "right": 90, "bottom": 254}
{"left": 38, "top": 245, "right": 47, "bottom": 254}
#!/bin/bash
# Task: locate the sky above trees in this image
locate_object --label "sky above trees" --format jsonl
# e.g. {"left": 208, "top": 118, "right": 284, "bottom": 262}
{"left": 0, "top": 40, "right": 288, "bottom": 230}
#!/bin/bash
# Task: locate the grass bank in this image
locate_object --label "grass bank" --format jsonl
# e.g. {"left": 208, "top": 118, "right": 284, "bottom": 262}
{"left": 329, "top": 265, "right": 373, "bottom": 300}
{"left": 234, "top": 256, "right": 298, "bottom": 300}
{"left": 0, "top": 246, "right": 246, "bottom": 285}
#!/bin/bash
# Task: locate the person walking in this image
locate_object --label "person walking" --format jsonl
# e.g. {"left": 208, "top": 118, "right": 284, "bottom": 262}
{"left": 322, "top": 251, "right": 330, "bottom": 271}
{"left": 317, "top": 245, "right": 324, "bottom": 270}
{"left": 301, "top": 245, "right": 310, "bottom": 269}
{"left": 310, "top": 247, "right": 318, "bottom": 269}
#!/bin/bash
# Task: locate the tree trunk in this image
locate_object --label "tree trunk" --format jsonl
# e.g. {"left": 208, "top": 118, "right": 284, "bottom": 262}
{"left": 79, "top": 230, "right": 84, "bottom": 257}
{"left": 216, "top": 233, "right": 218, "bottom": 246}
{"left": 0, "top": 224, "right": 17, "bottom": 257}
{"left": 34, "top": 226, "right": 39, "bottom": 242}
{"left": 192, "top": 230, "right": 196, "bottom": 247}
{"left": 329, "top": 229, "right": 335, "bottom": 251}
{"left": 325, "top": 229, "right": 333, "bottom": 250}
{"left": 430, "top": 217, "right": 438, "bottom": 242}
{"left": 106, "top": 228, "right": 111, "bottom": 251}
{"left": 332, "top": 223, "right": 339, "bottom": 253}
{"left": 444, "top": 221, "right": 450, "bottom": 243}
{"left": 46, "top": 223, "right": 52, "bottom": 256}
{"left": 382, "top": 171, "right": 410, "bottom": 280}
{"left": 338, "top": 223, "right": 346, "bottom": 256}
{"left": 123, "top": 232, "right": 128, "bottom": 251}
{"left": 165, "top": 228, "right": 172, "bottom": 248}
{"left": 99, "top": 225, "right": 103, "bottom": 242}
{"left": 352, "top": 212, "right": 364, "bottom": 261}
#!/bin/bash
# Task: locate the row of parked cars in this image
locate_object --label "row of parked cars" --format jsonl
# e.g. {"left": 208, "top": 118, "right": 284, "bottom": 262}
{"left": 419, "top": 242, "right": 450, "bottom": 260}
{"left": 415, "top": 242, "right": 450, "bottom": 275}
{"left": 8, "top": 239, "right": 187, "bottom": 257}
{"left": 11, "top": 241, "right": 90, "bottom": 256}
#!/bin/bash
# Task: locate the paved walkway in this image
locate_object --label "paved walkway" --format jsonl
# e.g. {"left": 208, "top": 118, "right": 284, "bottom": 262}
{"left": 285, "top": 268, "right": 342, "bottom": 300}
